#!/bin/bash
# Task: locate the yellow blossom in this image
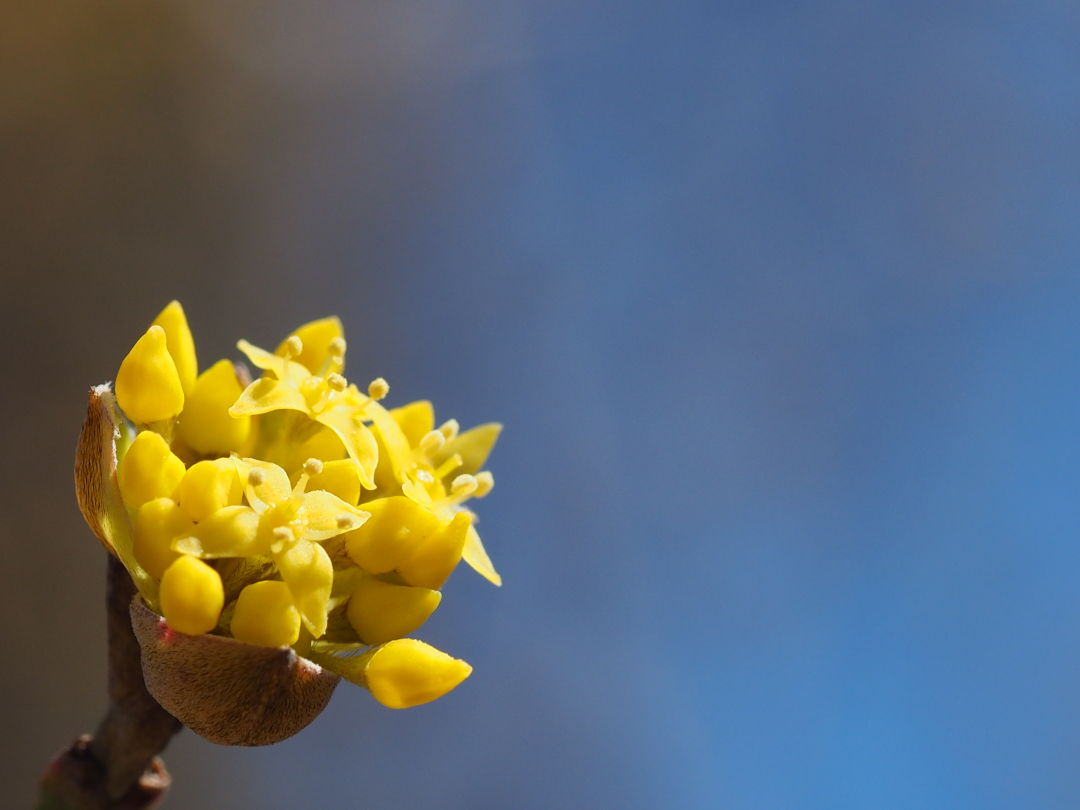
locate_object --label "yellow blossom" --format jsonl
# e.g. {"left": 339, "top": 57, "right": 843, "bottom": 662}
{"left": 173, "top": 456, "right": 368, "bottom": 638}
{"left": 368, "top": 399, "right": 503, "bottom": 585}
{"left": 229, "top": 326, "right": 382, "bottom": 488}
{"left": 75, "top": 303, "right": 497, "bottom": 735}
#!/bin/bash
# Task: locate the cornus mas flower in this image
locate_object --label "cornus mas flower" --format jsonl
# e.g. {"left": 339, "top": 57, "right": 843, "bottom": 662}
{"left": 75, "top": 301, "right": 502, "bottom": 745}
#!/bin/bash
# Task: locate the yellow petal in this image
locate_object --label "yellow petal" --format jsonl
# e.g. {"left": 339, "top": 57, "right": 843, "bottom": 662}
{"left": 391, "top": 400, "right": 434, "bottom": 448}
{"left": 175, "top": 458, "right": 243, "bottom": 523}
{"left": 231, "top": 457, "right": 292, "bottom": 512}
{"left": 133, "top": 497, "right": 192, "bottom": 579}
{"left": 434, "top": 423, "right": 502, "bottom": 479}
{"left": 275, "top": 538, "right": 333, "bottom": 637}
{"left": 398, "top": 511, "right": 469, "bottom": 589}
{"left": 159, "top": 555, "right": 224, "bottom": 636}
{"left": 287, "top": 425, "right": 348, "bottom": 471}
{"left": 298, "top": 490, "right": 369, "bottom": 542}
{"left": 230, "top": 580, "right": 301, "bottom": 647}
{"left": 306, "top": 459, "right": 362, "bottom": 506}
{"left": 178, "top": 359, "right": 251, "bottom": 454}
{"left": 366, "top": 400, "right": 414, "bottom": 484}
{"left": 172, "top": 505, "right": 262, "bottom": 558}
{"left": 115, "top": 325, "right": 185, "bottom": 424}
{"left": 315, "top": 408, "right": 378, "bottom": 490}
{"left": 236, "top": 339, "right": 310, "bottom": 383}
{"left": 117, "top": 430, "right": 187, "bottom": 509}
{"left": 229, "top": 377, "right": 309, "bottom": 417}
{"left": 152, "top": 301, "right": 198, "bottom": 397}
{"left": 463, "top": 524, "right": 502, "bottom": 586}
{"left": 275, "top": 316, "right": 344, "bottom": 374}
{"left": 343, "top": 496, "right": 441, "bottom": 574}
{"left": 346, "top": 576, "right": 441, "bottom": 645}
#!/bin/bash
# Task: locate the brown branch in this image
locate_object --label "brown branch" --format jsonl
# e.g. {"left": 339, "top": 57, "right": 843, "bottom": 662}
{"left": 36, "top": 555, "right": 182, "bottom": 810}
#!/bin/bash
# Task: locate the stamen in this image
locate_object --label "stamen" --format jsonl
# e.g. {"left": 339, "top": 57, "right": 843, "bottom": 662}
{"left": 438, "top": 419, "right": 460, "bottom": 441}
{"left": 247, "top": 468, "right": 266, "bottom": 487}
{"left": 450, "top": 474, "right": 478, "bottom": 499}
{"left": 336, "top": 514, "right": 356, "bottom": 530}
{"left": 473, "top": 471, "right": 494, "bottom": 498}
{"left": 433, "top": 453, "right": 463, "bottom": 480}
{"left": 329, "top": 337, "right": 346, "bottom": 358}
{"left": 327, "top": 373, "right": 348, "bottom": 393}
{"left": 284, "top": 335, "right": 303, "bottom": 358}
{"left": 270, "top": 525, "right": 296, "bottom": 554}
{"left": 419, "top": 430, "right": 445, "bottom": 456}
{"left": 303, "top": 458, "right": 324, "bottom": 476}
{"left": 368, "top": 378, "right": 389, "bottom": 401}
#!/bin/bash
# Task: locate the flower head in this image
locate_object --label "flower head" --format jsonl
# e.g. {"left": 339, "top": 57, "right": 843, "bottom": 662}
{"left": 75, "top": 301, "right": 503, "bottom": 743}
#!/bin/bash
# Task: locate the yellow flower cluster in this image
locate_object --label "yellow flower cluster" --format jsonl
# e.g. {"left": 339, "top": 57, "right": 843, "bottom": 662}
{"left": 102, "top": 301, "right": 501, "bottom": 710}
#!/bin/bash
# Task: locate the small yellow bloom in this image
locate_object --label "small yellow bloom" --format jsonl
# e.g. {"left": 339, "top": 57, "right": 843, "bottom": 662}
{"left": 117, "top": 430, "right": 186, "bottom": 508}
{"left": 115, "top": 325, "right": 185, "bottom": 425}
{"left": 159, "top": 555, "right": 224, "bottom": 635}
{"left": 229, "top": 328, "right": 381, "bottom": 488}
{"left": 369, "top": 400, "right": 503, "bottom": 585}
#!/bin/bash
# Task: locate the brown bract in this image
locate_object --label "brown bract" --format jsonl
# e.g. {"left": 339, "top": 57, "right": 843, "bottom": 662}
{"left": 75, "top": 384, "right": 126, "bottom": 557}
{"left": 130, "top": 599, "right": 340, "bottom": 746}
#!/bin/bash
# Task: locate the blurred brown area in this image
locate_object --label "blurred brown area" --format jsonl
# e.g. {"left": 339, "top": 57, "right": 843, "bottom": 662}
{"left": 0, "top": 3, "right": 313, "bottom": 805}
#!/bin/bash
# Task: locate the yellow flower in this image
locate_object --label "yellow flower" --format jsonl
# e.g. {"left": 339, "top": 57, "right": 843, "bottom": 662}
{"left": 229, "top": 331, "right": 383, "bottom": 489}
{"left": 173, "top": 456, "right": 367, "bottom": 638}
{"left": 74, "top": 302, "right": 500, "bottom": 739}
{"left": 368, "top": 399, "right": 503, "bottom": 585}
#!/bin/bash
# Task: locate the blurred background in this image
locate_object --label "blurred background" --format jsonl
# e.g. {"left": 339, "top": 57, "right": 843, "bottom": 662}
{"left": 3, "top": 1, "right": 1080, "bottom": 807}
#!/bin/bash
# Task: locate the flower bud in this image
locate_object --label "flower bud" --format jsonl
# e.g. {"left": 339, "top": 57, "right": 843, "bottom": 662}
{"left": 175, "top": 458, "right": 243, "bottom": 522}
{"left": 231, "top": 581, "right": 301, "bottom": 648}
{"left": 133, "top": 498, "right": 192, "bottom": 578}
{"left": 274, "top": 316, "right": 343, "bottom": 374}
{"left": 397, "top": 511, "right": 470, "bottom": 589}
{"left": 159, "top": 555, "right": 224, "bottom": 636}
{"left": 115, "top": 325, "right": 185, "bottom": 424}
{"left": 344, "top": 496, "right": 441, "bottom": 574}
{"left": 177, "top": 359, "right": 251, "bottom": 454}
{"left": 117, "top": 431, "right": 186, "bottom": 509}
{"left": 152, "top": 300, "right": 198, "bottom": 397}
{"left": 316, "top": 639, "right": 471, "bottom": 709}
{"left": 346, "top": 576, "right": 441, "bottom": 645}
{"left": 304, "top": 459, "right": 362, "bottom": 506}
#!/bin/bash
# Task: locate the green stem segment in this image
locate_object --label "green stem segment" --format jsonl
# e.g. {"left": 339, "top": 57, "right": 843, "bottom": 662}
{"left": 36, "top": 555, "right": 183, "bottom": 810}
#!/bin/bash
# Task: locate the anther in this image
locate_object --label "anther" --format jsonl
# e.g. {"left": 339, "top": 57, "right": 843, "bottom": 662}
{"left": 438, "top": 419, "right": 460, "bottom": 442}
{"left": 450, "top": 474, "right": 478, "bottom": 498}
{"left": 284, "top": 335, "right": 303, "bottom": 358}
{"left": 273, "top": 526, "right": 295, "bottom": 542}
{"left": 473, "top": 471, "right": 494, "bottom": 498}
{"left": 368, "top": 378, "right": 390, "bottom": 400}
{"left": 304, "top": 458, "right": 324, "bottom": 476}
{"left": 327, "top": 373, "right": 348, "bottom": 392}
{"left": 247, "top": 468, "right": 266, "bottom": 487}
{"left": 419, "top": 430, "right": 445, "bottom": 456}
{"left": 329, "top": 337, "right": 346, "bottom": 358}
{"left": 336, "top": 514, "right": 355, "bottom": 530}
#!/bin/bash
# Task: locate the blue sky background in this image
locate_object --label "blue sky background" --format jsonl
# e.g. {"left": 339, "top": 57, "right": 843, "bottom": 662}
{"left": 4, "top": 2, "right": 1080, "bottom": 808}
